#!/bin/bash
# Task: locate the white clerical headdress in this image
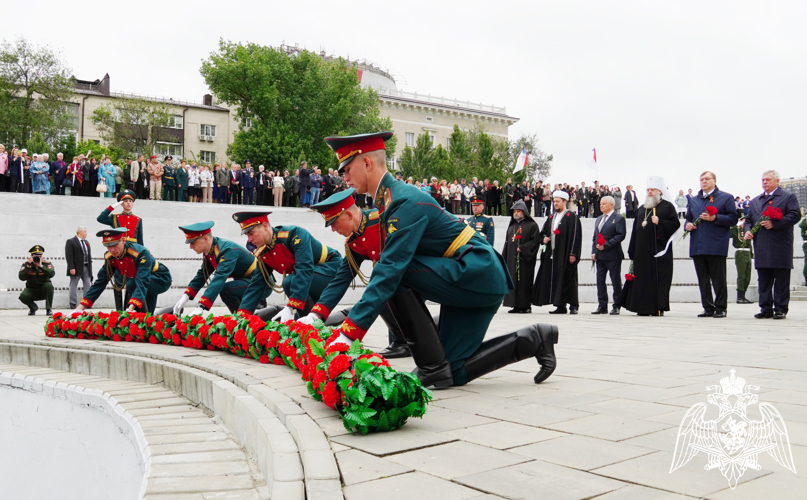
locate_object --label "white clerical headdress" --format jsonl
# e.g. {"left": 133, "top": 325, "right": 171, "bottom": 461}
{"left": 552, "top": 190, "right": 569, "bottom": 201}
{"left": 646, "top": 176, "right": 675, "bottom": 205}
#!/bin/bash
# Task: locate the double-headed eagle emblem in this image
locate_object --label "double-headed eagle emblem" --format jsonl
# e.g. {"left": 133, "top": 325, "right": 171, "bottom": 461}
{"left": 670, "top": 369, "right": 796, "bottom": 489}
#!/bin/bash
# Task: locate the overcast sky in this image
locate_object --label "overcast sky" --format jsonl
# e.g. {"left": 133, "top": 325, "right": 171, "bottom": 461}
{"left": 10, "top": 1, "right": 807, "bottom": 198}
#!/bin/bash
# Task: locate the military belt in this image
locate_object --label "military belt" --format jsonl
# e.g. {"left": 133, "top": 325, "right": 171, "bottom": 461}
{"left": 736, "top": 248, "right": 751, "bottom": 252}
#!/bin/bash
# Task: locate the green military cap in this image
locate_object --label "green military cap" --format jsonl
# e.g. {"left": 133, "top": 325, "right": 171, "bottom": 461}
{"left": 324, "top": 131, "right": 394, "bottom": 173}
{"left": 312, "top": 188, "right": 356, "bottom": 227}
{"left": 179, "top": 221, "right": 214, "bottom": 243}
{"left": 117, "top": 189, "right": 136, "bottom": 202}
{"left": 97, "top": 228, "right": 128, "bottom": 247}
{"left": 29, "top": 245, "right": 45, "bottom": 255}
{"left": 232, "top": 212, "right": 272, "bottom": 235}
{"left": 470, "top": 195, "right": 485, "bottom": 205}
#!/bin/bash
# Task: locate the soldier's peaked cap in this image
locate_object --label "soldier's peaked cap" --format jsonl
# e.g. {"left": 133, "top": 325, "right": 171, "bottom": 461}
{"left": 324, "top": 131, "right": 393, "bottom": 172}
{"left": 97, "top": 228, "right": 128, "bottom": 247}
{"left": 312, "top": 188, "right": 356, "bottom": 227}
{"left": 179, "top": 221, "right": 215, "bottom": 243}
{"left": 29, "top": 245, "right": 45, "bottom": 255}
{"left": 117, "top": 189, "right": 136, "bottom": 202}
{"left": 470, "top": 195, "right": 485, "bottom": 204}
{"left": 232, "top": 212, "right": 272, "bottom": 235}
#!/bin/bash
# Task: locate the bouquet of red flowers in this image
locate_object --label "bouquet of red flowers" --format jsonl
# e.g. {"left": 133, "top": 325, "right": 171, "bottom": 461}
{"left": 592, "top": 234, "right": 607, "bottom": 270}
{"left": 45, "top": 311, "right": 432, "bottom": 434}
{"left": 749, "top": 206, "right": 783, "bottom": 235}
{"left": 681, "top": 205, "right": 718, "bottom": 241}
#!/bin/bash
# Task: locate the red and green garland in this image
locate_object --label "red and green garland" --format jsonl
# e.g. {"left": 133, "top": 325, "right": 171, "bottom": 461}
{"left": 45, "top": 311, "right": 432, "bottom": 434}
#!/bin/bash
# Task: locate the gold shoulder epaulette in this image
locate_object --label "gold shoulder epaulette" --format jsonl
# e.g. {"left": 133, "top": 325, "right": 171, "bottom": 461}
{"left": 127, "top": 248, "right": 139, "bottom": 258}
{"left": 278, "top": 231, "right": 289, "bottom": 238}
{"left": 368, "top": 211, "right": 380, "bottom": 220}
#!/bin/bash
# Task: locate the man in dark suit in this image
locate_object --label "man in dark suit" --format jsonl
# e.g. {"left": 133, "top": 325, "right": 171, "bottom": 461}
{"left": 591, "top": 196, "right": 626, "bottom": 314}
{"left": 743, "top": 170, "right": 801, "bottom": 319}
{"left": 624, "top": 185, "right": 639, "bottom": 218}
{"left": 65, "top": 226, "right": 93, "bottom": 309}
{"left": 298, "top": 161, "right": 313, "bottom": 207}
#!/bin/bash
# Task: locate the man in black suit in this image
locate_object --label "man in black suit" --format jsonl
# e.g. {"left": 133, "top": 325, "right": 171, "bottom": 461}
{"left": 298, "top": 161, "right": 313, "bottom": 207}
{"left": 624, "top": 185, "right": 639, "bottom": 218}
{"left": 591, "top": 196, "right": 626, "bottom": 314}
{"left": 65, "top": 226, "right": 93, "bottom": 309}
{"left": 743, "top": 170, "right": 801, "bottom": 319}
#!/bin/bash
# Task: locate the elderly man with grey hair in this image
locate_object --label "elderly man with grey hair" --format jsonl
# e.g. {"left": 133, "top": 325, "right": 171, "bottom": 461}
{"left": 65, "top": 226, "right": 93, "bottom": 309}
{"left": 591, "top": 195, "right": 626, "bottom": 314}
{"left": 743, "top": 169, "right": 801, "bottom": 319}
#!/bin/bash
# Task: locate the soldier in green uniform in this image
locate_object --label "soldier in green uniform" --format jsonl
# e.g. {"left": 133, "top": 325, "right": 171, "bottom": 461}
{"left": 233, "top": 212, "right": 343, "bottom": 322}
{"left": 799, "top": 215, "right": 807, "bottom": 286}
{"left": 297, "top": 188, "right": 411, "bottom": 358}
{"left": 730, "top": 218, "right": 754, "bottom": 304}
{"left": 162, "top": 156, "right": 175, "bottom": 201}
{"left": 322, "top": 132, "right": 559, "bottom": 388}
{"left": 97, "top": 189, "right": 144, "bottom": 311}
{"left": 171, "top": 221, "right": 258, "bottom": 315}
{"left": 19, "top": 245, "right": 55, "bottom": 316}
{"left": 465, "top": 195, "right": 495, "bottom": 245}
{"left": 175, "top": 160, "right": 189, "bottom": 202}
{"left": 71, "top": 228, "right": 172, "bottom": 314}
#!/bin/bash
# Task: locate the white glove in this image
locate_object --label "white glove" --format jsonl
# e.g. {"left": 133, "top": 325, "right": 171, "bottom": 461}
{"left": 190, "top": 307, "right": 205, "bottom": 316}
{"left": 297, "top": 312, "right": 321, "bottom": 326}
{"left": 70, "top": 309, "right": 83, "bottom": 317}
{"left": 272, "top": 306, "right": 297, "bottom": 323}
{"left": 112, "top": 201, "right": 123, "bottom": 210}
{"left": 173, "top": 294, "right": 190, "bottom": 315}
{"left": 327, "top": 332, "right": 354, "bottom": 348}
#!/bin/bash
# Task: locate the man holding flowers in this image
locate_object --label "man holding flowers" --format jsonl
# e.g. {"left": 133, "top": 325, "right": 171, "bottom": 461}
{"left": 743, "top": 170, "right": 801, "bottom": 319}
{"left": 684, "top": 171, "right": 738, "bottom": 318}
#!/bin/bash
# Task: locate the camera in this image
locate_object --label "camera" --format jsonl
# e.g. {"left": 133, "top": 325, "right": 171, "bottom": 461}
{"left": 33, "top": 256, "right": 41, "bottom": 264}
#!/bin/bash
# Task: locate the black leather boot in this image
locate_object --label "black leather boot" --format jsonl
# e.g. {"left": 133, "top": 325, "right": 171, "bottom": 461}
{"left": 113, "top": 288, "right": 123, "bottom": 311}
{"left": 387, "top": 290, "right": 453, "bottom": 388}
{"left": 736, "top": 291, "right": 752, "bottom": 304}
{"left": 376, "top": 305, "right": 411, "bottom": 359}
{"left": 464, "top": 323, "right": 559, "bottom": 384}
{"left": 323, "top": 307, "right": 352, "bottom": 327}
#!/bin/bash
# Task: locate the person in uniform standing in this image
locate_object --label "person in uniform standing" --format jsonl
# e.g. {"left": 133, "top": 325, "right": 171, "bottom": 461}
{"left": 743, "top": 170, "right": 801, "bottom": 319}
{"left": 464, "top": 195, "right": 495, "bottom": 245}
{"left": 171, "top": 221, "right": 258, "bottom": 316}
{"left": 19, "top": 245, "right": 55, "bottom": 316}
{"left": 320, "top": 132, "right": 558, "bottom": 388}
{"left": 621, "top": 177, "right": 680, "bottom": 316}
{"left": 730, "top": 218, "right": 754, "bottom": 304}
{"left": 502, "top": 199, "right": 541, "bottom": 314}
{"left": 241, "top": 160, "right": 256, "bottom": 206}
{"left": 299, "top": 188, "right": 412, "bottom": 358}
{"left": 233, "top": 212, "right": 342, "bottom": 320}
{"left": 71, "top": 228, "right": 172, "bottom": 314}
{"left": 591, "top": 196, "right": 626, "bottom": 315}
{"left": 532, "top": 191, "right": 583, "bottom": 314}
{"left": 684, "top": 171, "right": 738, "bottom": 318}
{"left": 65, "top": 226, "right": 93, "bottom": 310}
{"left": 97, "top": 189, "right": 144, "bottom": 310}
{"left": 162, "top": 156, "right": 175, "bottom": 201}
{"left": 147, "top": 156, "right": 163, "bottom": 201}
{"left": 175, "top": 160, "right": 189, "bottom": 202}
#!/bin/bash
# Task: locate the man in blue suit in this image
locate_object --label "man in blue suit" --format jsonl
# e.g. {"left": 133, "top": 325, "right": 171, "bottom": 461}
{"left": 685, "top": 171, "right": 738, "bottom": 318}
{"left": 743, "top": 170, "right": 801, "bottom": 320}
{"left": 591, "top": 196, "right": 626, "bottom": 315}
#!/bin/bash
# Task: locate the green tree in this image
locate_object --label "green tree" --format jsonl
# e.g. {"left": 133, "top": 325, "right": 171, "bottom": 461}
{"left": 91, "top": 98, "right": 175, "bottom": 158}
{"left": 0, "top": 37, "right": 75, "bottom": 146}
{"left": 448, "top": 125, "right": 474, "bottom": 178}
{"left": 200, "top": 40, "right": 395, "bottom": 169}
{"left": 74, "top": 139, "right": 120, "bottom": 163}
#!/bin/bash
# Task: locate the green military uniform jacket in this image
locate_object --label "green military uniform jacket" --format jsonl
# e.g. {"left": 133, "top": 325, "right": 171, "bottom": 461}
{"left": 163, "top": 165, "right": 175, "bottom": 187}
{"left": 19, "top": 260, "right": 55, "bottom": 288}
{"left": 175, "top": 167, "right": 188, "bottom": 189}
{"left": 185, "top": 237, "right": 257, "bottom": 310}
{"left": 312, "top": 209, "right": 382, "bottom": 319}
{"left": 82, "top": 242, "right": 167, "bottom": 311}
{"left": 465, "top": 213, "right": 495, "bottom": 246}
{"left": 97, "top": 207, "right": 144, "bottom": 245}
{"left": 340, "top": 172, "right": 512, "bottom": 338}
{"left": 799, "top": 218, "right": 807, "bottom": 243}
{"left": 730, "top": 225, "right": 754, "bottom": 257}
{"left": 238, "top": 225, "right": 342, "bottom": 314}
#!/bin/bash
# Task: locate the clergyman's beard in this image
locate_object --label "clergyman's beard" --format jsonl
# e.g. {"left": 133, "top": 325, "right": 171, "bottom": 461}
{"left": 643, "top": 193, "right": 661, "bottom": 209}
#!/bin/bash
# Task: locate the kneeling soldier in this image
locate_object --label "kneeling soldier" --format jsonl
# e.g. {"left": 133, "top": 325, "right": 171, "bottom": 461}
{"left": 233, "top": 212, "right": 342, "bottom": 322}
{"left": 97, "top": 189, "right": 143, "bottom": 311}
{"left": 19, "top": 245, "right": 55, "bottom": 316}
{"left": 72, "top": 228, "right": 172, "bottom": 314}
{"left": 172, "top": 221, "right": 258, "bottom": 316}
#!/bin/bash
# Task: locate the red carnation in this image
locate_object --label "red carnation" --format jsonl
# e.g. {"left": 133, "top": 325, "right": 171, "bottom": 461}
{"left": 172, "top": 333, "right": 181, "bottom": 345}
{"left": 154, "top": 321, "right": 164, "bottom": 333}
{"left": 119, "top": 317, "right": 129, "bottom": 328}
{"left": 328, "top": 354, "right": 352, "bottom": 379}
{"left": 312, "top": 370, "right": 328, "bottom": 391}
{"left": 112, "top": 334, "right": 123, "bottom": 342}
{"left": 705, "top": 206, "right": 718, "bottom": 216}
{"left": 52, "top": 312, "right": 63, "bottom": 320}
{"left": 259, "top": 354, "right": 270, "bottom": 364}
{"left": 326, "top": 342, "right": 350, "bottom": 355}
{"left": 124, "top": 334, "right": 132, "bottom": 342}
{"left": 145, "top": 316, "right": 156, "bottom": 327}
{"left": 149, "top": 336, "right": 159, "bottom": 344}
{"left": 553, "top": 229, "right": 560, "bottom": 235}
{"left": 625, "top": 273, "right": 635, "bottom": 281}
{"left": 267, "top": 331, "right": 280, "bottom": 348}
{"left": 597, "top": 234, "right": 607, "bottom": 246}
{"left": 77, "top": 333, "right": 85, "bottom": 340}
{"left": 256, "top": 330, "right": 270, "bottom": 347}
{"left": 198, "top": 325, "right": 210, "bottom": 341}
{"left": 322, "top": 381, "right": 339, "bottom": 409}
{"left": 274, "top": 357, "right": 285, "bottom": 365}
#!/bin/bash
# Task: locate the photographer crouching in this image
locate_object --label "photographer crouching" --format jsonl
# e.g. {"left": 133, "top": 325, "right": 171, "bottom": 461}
{"left": 19, "top": 245, "right": 55, "bottom": 316}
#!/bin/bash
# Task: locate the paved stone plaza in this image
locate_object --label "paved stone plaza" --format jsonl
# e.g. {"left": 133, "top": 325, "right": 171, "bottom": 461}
{"left": 1, "top": 302, "right": 805, "bottom": 499}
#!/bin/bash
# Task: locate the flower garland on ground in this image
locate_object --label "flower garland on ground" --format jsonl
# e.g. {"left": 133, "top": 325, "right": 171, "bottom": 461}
{"left": 44, "top": 311, "right": 432, "bottom": 434}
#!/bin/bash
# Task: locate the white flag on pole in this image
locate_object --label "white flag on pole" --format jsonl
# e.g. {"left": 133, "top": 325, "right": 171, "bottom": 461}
{"left": 513, "top": 148, "right": 528, "bottom": 173}
{"left": 587, "top": 147, "right": 598, "bottom": 171}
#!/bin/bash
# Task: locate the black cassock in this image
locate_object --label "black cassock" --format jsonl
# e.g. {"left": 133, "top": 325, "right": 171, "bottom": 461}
{"left": 532, "top": 211, "right": 583, "bottom": 307}
{"left": 502, "top": 215, "right": 541, "bottom": 309}
{"left": 623, "top": 199, "right": 680, "bottom": 314}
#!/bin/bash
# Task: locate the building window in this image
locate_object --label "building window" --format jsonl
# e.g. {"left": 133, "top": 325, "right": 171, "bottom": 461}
{"left": 200, "top": 124, "right": 217, "bottom": 137}
{"left": 154, "top": 142, "right": 183, "bottom": 158}
{"left": 200, "top": 151, "right": 216, "bottom": 163}
{"left": 169, "top": 115, "right": 184, "bottom": 129}
{"left": 405, "top": 132, "right": 415, "bottom": 147}
{"left": 425, "top": 116, "right": 434, "bottom": 122}
{"left": 428, "top": 131, "right": 435, "bottom": 148}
